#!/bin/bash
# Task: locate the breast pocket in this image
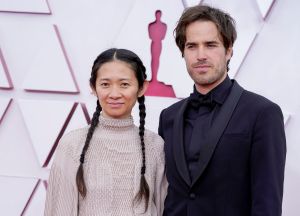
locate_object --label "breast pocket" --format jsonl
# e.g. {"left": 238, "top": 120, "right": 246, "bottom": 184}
{"left": 207, "top": 133, "right": 250, "bottom": 179}
{"left": 217, "top": 133, "right": 251, "bottom": 162}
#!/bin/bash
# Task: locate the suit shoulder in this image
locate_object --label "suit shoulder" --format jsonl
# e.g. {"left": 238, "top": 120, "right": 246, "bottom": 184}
{"left": 241, "top": 90, "right": 282, "bottom": 112}
{"left": 161, "top": 98, "right": 187, "bottom": 115}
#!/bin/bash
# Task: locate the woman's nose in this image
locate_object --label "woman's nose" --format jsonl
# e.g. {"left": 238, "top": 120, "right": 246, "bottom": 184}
{"left": 109, "top": 86, "right": 121, "bottom": 98}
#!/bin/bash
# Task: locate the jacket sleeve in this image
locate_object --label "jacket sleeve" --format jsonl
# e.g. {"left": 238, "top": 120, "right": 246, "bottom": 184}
{"left": 250, "top": 103, "right": 286, "bottom": 216}
{"left": 44, "top": 140, "right": 78, "bottom": 216}
{"left": 158, "top": 109, "right": 165, "bottom": 138}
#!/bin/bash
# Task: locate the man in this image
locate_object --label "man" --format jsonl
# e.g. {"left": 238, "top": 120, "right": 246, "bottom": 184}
{"left": 158, "top": 5, "right": 286, "bottom": 216}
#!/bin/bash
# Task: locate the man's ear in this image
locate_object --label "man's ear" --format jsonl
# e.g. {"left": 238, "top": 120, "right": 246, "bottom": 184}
{"left": 226, "top": 47, "right": 233, "bottom": 61}
{"left": 138, "top": 81, "right": 149, "bottom": 97}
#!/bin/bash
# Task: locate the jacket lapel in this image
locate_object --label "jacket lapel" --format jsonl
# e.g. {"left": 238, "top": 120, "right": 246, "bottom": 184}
{"left": 191, "top": 81, "right": 244, "bottom": 187}
{"left": 173, "top": 98, "right": 191, "bottom": 186}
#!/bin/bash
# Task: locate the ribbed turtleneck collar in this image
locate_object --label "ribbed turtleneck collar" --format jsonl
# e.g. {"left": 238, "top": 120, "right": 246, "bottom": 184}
{"left": 98, "top": 113, "right": 134, "bottom": 129}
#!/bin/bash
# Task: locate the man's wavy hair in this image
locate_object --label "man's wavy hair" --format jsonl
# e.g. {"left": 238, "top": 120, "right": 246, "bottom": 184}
{"left": 174, "top": 5, "right": 237, "bottom": 71}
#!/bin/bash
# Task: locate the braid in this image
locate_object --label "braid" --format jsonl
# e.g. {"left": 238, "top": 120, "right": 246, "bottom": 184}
{"left": 134, "top": 95, "right": 150, "bottom": 211}
{"left": 76, "top": 100, "right": 101, "bottom": 197}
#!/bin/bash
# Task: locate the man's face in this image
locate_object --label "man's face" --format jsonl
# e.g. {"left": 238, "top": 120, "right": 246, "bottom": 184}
{"left": 183, "top": 20, "right": 232, "bottom": 94}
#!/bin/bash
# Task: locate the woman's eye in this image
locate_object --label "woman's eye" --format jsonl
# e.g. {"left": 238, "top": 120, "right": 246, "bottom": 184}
{"left": 100, "top": 83, "right": 109, "bottom": 87}
{"left": 121, "top": 83, "right": 130, "bottom": 87}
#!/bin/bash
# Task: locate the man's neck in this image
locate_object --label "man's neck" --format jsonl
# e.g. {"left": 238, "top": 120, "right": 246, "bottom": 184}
{"left": 195, "top": 73, "right": 227, "bottom": 95}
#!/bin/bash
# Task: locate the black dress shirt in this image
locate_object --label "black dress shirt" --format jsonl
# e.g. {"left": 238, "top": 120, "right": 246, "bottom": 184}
{"left": 184, "top": 76, "right": 233, "bottom": 181}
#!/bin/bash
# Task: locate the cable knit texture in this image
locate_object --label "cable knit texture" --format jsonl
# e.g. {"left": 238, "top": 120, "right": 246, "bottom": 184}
{"left": 44, "top": 115, "right": 167, "bottom": 216}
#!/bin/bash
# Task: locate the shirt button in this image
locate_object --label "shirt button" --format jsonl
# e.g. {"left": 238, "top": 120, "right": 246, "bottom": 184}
{"left": 189, "top": 193, "right": 196, "bottom": 200}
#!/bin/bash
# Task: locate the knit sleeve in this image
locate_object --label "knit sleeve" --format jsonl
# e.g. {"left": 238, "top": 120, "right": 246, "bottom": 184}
{"left": 44, "top": 137, "right": 78, "bottom": 216}
{"left": 153, "top": 136, "right": 168, "bottom": 216}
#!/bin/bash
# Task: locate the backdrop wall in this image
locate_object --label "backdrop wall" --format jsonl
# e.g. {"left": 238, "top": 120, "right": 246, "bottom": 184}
{"left": 0, "top": 0, "right": 299, "bottom": 215}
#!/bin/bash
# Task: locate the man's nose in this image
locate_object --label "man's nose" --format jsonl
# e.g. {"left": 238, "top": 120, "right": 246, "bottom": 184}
{"left": 196, "top": 47, "right": 207, "bottom": 61}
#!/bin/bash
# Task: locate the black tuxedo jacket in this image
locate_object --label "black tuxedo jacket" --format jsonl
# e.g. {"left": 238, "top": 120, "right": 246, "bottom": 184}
{"left": 158, "top": 81, "right": 286, "bottom": 216}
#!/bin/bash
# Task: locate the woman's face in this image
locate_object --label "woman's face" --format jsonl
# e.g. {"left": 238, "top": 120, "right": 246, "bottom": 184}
{"left": 92, "top": 60, "right": 147, "bottom": 119}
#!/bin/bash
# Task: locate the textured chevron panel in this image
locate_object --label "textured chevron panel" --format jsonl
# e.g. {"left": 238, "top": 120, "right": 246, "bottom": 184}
{"left": 0, "top": 176, "right": 39, "bottom": 215}
{"left": 0, "top": 0, "right": 299, "bottom": 215}
{"left": 0, "top": 0, "right": 50, "bottom": 14}
{"left": 0, "top": 48, "right": 12, "bottom": 89}
{"left": 0, "top": 97, "right": 11, "bottom": 123}
{"left": 256, "top": 0, "right": 275, "bottom": 19}
{"left": 21, "top": 25, "right": 79, "bottom": 93}
{"left": 18, "top": 99, "right": 75, "bottom": 167}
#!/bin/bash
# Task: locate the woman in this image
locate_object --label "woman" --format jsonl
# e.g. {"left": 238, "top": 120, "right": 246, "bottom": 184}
{"left": 44, "top": 48, "right": 166, "bottom": 215}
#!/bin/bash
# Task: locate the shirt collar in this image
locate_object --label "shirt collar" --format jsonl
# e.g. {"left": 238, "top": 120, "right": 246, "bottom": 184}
{"left": 192, "top": 75, "right": 233, "bottom": 105}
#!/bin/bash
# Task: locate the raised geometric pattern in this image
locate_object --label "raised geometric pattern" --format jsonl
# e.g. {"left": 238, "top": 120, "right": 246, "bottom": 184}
{"left": 22, "top": 25, "right": 79, "bottom": 93}
{"left": 0, "top": 0, "right": 299, "bottom": 215}
{"left": 182, "top": 0, "right": 204, "bottom": 8}
{"left": 114, "top": 0, "right": 184, "bottom": 85}
{"left": 0, "top": 71, "right": 10, "bottom": 88}
{"left": 0, "top": 48, "right": 13, "bottom": 89}
{"left": 283, "top": 112, "right": 291, "bottom": 126}
{"left": 47, "top": 103, "right": 89, "bottom": 168}
{"left": 63, "top": 103, "right": 89, "bottom": 134}
{"left": 229, "top": 28, "right": 259, "bottom": 78}
{"left": 0, "top": 176, "right": 39, "bottom": 215}
{"left": 0, "top": 97, "right": 11, "bottom": 124}
{"left": 131, "top": 96, "right": 180, "bottom": 131}
{"left": 21, "top": 180, "right": 46, "bottom": 216}
{"left": 0, "top": 0, "right": 51, "bottom": 14}
{"left": 85, "top": 100, "right": 98, "bottom": 122}
{"left": 18, "top": 99, "right": 75, "bottom": 167}
{"left": 256, "top": 0, "right": 275, "bottom": 19}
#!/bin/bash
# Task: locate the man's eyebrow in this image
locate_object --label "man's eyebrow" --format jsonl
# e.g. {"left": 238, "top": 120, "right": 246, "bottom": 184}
{"left": 206, "top": 40, "right": 219, "bottom": 44}
{"left": 185, "top": 42, "right": 197, "bottom": 46}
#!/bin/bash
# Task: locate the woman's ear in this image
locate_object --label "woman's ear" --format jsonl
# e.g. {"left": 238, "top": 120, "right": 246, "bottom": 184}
{"left": 90, "top": 84, "right": 97, "bottom": 96}
{"left": 138, "top": 81, "right": 149, "bottom": 97}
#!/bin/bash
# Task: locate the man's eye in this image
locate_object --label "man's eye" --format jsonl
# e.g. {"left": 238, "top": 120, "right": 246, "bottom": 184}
{"left": 186, "top": 44, "right": 195, "bottom": 49}
{"left": 207, "top": 43, "right": 217, "bottom": 48}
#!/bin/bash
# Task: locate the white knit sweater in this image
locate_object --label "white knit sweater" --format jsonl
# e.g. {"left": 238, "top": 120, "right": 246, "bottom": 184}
{"left": 44, "top": 115, "right": 167, "bottom": 216}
